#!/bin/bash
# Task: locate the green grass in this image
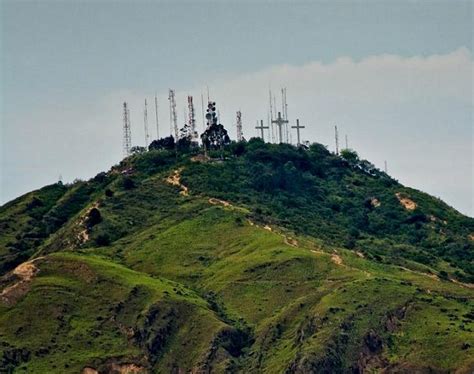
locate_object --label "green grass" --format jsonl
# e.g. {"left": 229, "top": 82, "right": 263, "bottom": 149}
{"left": 1, "top": 143, "right": 473, "bottom": 373}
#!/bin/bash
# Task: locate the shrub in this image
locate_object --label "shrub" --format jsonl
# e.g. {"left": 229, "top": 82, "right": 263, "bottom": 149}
{"left": 122, "top": 177, "right": 136, "bottom": 190}
{"left": 86, "top": 208, "right": 102, "bottom": 228}
{"left": 95, "top": 233, "right": 110, "bottom": 246}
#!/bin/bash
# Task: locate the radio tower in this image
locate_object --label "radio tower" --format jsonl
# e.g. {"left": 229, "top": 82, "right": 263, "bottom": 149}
{"left": 143, "top": 99, "right": 150, "bottom": 148}
{"left": 236, "top": 110, "right": 243, "bottom": 141}
{"left": 269, "top": 90, "right": 274, "bottom": 143}
{"left": 168, "top": 89, "right": 178, "bottom": 139}
{"left": 335, "top": 125, "right": 339, "bottom": 155}
{"left": 187, "top": 95, "right": 197, "bottom": 139}
{"left": 154, "top": 94, "right": 159, "bottom": 140}
{"left": 122, "top": 102, "right": 132, "bottom": 157}
{"left": 281, "top": 88, "right": 289, "bottom": 142}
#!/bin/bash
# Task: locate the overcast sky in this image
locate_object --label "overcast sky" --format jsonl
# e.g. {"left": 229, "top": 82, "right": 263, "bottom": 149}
{"left": 1, "top": 1, "right": 472, "bottom": 216}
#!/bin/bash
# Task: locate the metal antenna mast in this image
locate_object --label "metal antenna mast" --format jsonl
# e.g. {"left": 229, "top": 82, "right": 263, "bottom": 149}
{"left": 201, "top": 92, "right": 206, "bottom": 131}
{"left": 384, "top": 160, "right": 388, "bottom": 173}
{"left": 236, "top": 110, "right": 243, "bottom": 141}
{"left": 345, "top": 134, "right": 348, "bottom": 149}
{"left": 269, "top": 90, "right": 275, "bottom": 143}
{"left": 154, "top": 94, "right": 159, "bottom": 140}
{"left": 188, "top": 95, "right": 197, "bottom": 139}
{"left": 168, "top": 89, "right": 178, "bottom": 139}
{"left": 335, "top": 125, "right": 339, "bottom": 155}
{"left": 282, "top": 88, "right": 289, "bottom": 143}
{"left": 144, "top": 99, "right": 150, "bottom": 148}
{"left": 122, "top": 102, "right": 132, "bottom": 157}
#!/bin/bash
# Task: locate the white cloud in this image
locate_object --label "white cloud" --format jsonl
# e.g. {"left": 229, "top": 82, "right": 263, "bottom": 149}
{"left": 2, "top": 48, "right": 473, "bottom": 215}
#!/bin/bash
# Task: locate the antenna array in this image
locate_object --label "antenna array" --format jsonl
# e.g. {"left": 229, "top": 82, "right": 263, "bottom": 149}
{"left": 188, "top": 96, "right": 197, "bottom": 139}
{"left": 123, "top": 102, "right": 132, "bottom": 157}
{"left": 236, "top": 110, "right": 243, "bottom": 141}
{"left": 335, "top": 125, "right": 339, "bottom": 155}
{"left": 144, "top": 99, "right": 150, "bottom": 148}
{"left": 168, "top": 89, "right": 178, "bottom": 139}
{"left": 154, "top": 94, "right": 159, "bottom": 140}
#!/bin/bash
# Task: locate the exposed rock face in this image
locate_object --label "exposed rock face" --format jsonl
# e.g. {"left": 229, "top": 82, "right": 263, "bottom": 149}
{"left": 0, "top": 258, "right": 42, "bottom": 306}
{"left": 395, "top": 193, "right": 417, "bottom": 211}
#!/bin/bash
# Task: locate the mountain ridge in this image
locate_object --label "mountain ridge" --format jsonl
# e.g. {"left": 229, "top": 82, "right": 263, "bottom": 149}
{"left": 1, "top": 139, "right": 473, "bottom": 373}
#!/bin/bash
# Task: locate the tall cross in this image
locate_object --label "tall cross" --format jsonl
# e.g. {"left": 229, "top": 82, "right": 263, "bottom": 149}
{"left": 291, "top": 119, "right": 305, "bottom": 146}
{"left": 255, "top": 119, "right": 269, "bottom": 141}
{"left": 272, "top": 111, "right": 288, "bottom": 143}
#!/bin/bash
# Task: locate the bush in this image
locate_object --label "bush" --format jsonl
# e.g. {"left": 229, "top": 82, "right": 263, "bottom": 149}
{"left": 95, "top": 233, "right": 111, "bottom": 246}
{"left": 86, "top": 208, "right": 102, "bottom": 228}
{"left": 122, "top": 177, "right": 135, "bottom": 190}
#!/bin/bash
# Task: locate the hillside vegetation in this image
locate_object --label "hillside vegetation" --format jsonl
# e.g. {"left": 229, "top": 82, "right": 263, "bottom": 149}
{"left": 1, "top": 140, "right": 473, "bottom": 373}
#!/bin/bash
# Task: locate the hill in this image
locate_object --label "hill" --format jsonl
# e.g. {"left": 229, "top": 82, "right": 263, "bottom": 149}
{"left": 1, "top": 139, "right": 473, "bottom": 373}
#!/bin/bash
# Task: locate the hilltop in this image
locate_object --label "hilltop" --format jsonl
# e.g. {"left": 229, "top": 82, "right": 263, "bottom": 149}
{"left": 1, "top": 139, "right": 473, "bottom": 373}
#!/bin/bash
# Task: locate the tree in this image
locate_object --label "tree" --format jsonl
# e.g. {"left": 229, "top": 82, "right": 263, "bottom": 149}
{"left": 200, "top": 101, "right": 230, "bottom": 152}
{"left": 149, "top": 136, "right": 175, "bottom": 151}
{"left": 130, "top": 146, "right": 146, "bottom": 154}
{"left": 340, "top": 149, "right": 359, "bottom": 163}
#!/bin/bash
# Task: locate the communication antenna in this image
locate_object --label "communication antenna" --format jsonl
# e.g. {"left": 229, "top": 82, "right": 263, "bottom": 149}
{"left": 201, "top": 92, "right": 205, "bottom": 131}
{"left": 345, "top": 134, "right": 348, "bottom": 149}
{"left": 269, "top": 90, "right": 275, "bottom": 143}
{"left": 144, "top": 99, "right": 150, "bottom": 148}
{"left": 168, "top": 89, "right": 178, "bottom": 139}
{"left": 335, "top": 125, "right": 339, "bottom": 155}
{"left": 123, "top": 102, "right": 132, "bottom": 157}
{"left": 154, "top": 94, "right": 159, "bottom": 140}
{"left": 236, "top": 110, "right": 243, "bottom": 141}
{"left": 282, "top": 88, "right": 289, "bottom": 143}
{"left": 272, "top": 112, "right": 289, "bottom": 143}
{"left": 384, "top": 160, "right": 388, "bottom": 173}
{"left": 188, "top": 95, "right": 197, "bottom": 139}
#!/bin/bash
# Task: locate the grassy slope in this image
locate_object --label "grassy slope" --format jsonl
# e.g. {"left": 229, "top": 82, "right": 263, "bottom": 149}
{"left": 0, "top": 252, "right": 240, "bottom": 373}
{"left": 1, "top": 145, "right": 473, "bottom": 373}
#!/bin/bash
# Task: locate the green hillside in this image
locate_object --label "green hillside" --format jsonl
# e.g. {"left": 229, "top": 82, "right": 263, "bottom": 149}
{"left": 1, "top": 140, "right": 473, "bottom": 373}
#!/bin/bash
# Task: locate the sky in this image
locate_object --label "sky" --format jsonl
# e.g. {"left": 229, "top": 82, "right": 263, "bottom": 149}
{"left": 1, "top": 0, "right": 473, "bottom": 216}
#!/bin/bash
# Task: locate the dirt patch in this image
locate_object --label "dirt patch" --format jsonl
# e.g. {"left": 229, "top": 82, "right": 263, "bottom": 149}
{"left": 165, "top": 168, "right": 189, "bottom": 196}
{"left": 450, "top": 278, "right": 474, "bottom": 289}
{"left": 331, "top": 254, "right": 343, "bottom": 266}
{"left": 355, "top": 251, "right": 365, "bottom": 258}
{"left": 76, "top": 201, "right": 100, "bottom": 245}
{"left": 370, "top": 198, "right": 381, "bottom": 208}
{"left": 60, "top": 260, "right": 97, "bottom": 284}
{"left": 0, "top": 258, "right": 44, "bottom": 306}
{"left": 468, "top": 234, "right": 474, "bottom": 241}
{"left": 395, "top": 193, "right": 417, "bottom": 211}
{"left": 208, "top": 197, "right": 232, "bottom": 207}
{"left": 110, "top": 363, "right": 146, "bottom": 373}
{"left": 82, "top": 364, "right": 146, "bottom": 374}
{"left": 283, "top": 236, "right": 299, "bottom": 247}
{"left": 191, "top": 154, "right": 210, "bottom": 163}
{"left": 399, "top": 266, "right": 439, "bottom": 281}
{"left": 82, "top": 368, "right": 98, "bottom": 374}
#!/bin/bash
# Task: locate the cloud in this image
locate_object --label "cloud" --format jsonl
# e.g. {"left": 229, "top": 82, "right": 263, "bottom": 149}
{"left": 2, "top": 48, "right": 473, "bottom": 215}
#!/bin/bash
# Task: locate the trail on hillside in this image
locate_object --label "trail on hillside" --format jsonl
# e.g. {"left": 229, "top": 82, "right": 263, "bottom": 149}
{"left": 165, "top": 168, "right": 189, "bottom": 196}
